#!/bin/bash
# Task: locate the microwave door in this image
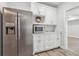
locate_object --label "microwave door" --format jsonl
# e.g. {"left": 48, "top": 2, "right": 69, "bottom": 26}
{"left": 34, "top": 26, "right": 43, "bottom": 33}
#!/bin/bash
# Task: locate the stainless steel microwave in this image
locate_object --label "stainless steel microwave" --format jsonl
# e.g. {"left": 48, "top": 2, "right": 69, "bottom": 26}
{"left": 33, "top": 24, "right": 44, "bottom": 33}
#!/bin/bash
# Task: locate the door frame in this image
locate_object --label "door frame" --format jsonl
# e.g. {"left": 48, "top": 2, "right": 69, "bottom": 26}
{"left": 65, "top": 5, "right": 79, "bottom": 50}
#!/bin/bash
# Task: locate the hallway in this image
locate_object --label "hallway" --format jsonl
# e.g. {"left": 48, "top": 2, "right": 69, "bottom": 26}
{"left": 68, "top": 37, "right": 79, "bottom": 52}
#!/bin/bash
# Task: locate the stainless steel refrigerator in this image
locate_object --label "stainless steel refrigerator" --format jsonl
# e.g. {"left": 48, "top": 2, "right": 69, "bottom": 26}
{"left": 2, "top": 7, "right": 33, "bottom": 56}
{"left": 0, "top": 11, "right": 1, "bottom": 56}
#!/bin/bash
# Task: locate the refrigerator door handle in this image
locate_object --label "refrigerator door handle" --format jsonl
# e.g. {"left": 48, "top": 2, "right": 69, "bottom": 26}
{"left": 18, "top": 15, "right": 20, "bottom": 40}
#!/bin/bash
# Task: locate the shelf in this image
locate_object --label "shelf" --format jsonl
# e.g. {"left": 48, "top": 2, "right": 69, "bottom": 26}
{"left": 33, "top": 24, "right": 56, "bottom": 34}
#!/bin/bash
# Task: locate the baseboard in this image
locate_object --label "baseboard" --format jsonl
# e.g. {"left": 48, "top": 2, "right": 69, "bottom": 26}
{"left": 34, "top": 46, "right": 60, "bottom": 55}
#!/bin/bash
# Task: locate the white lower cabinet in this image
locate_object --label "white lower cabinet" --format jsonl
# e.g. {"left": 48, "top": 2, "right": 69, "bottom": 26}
{"left": 33, "top": 33, "right": 59, "bottom": 54}
{"left": 38, "top": 34, "right": 45, "bottom": 52}
{"left": 55, "top": 37, "right": 59, "bottom": 47}
{"left": 33, "top": 40, "right": 38, "bottom": 53}
{"left": 45, "top": 34, "right": 56, "bottom": 50}
{"left": 33, "top": 35, "right": 39, "bottom": 53}
{"left": 39, "top": 40, "right": 44, "bottom": 51}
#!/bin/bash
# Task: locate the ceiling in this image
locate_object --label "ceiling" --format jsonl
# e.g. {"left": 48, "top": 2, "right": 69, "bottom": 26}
{"left": 39, "top": 2, "right": 64, "bottom": 7}
{"left": 67, "top": 6, "right": 79, "bottom": 16}
{"left": 67, "top": 6, "right": 79, "bottom": 21}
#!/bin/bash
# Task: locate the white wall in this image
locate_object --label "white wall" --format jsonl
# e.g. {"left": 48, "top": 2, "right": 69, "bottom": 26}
{"left": 7, "top": 2, "right": 31, "bottom": 11}
{"left": 0, "top": 2, "right": 31, "bottom": 11}
{"left": 0, "top": 2, "right": 8, "bottom": 11}
{"left": 68, "top": 20, "right": 79, "bottom": 38}
{"left": 57, "top": 2, "right": 79, "bottom": 49}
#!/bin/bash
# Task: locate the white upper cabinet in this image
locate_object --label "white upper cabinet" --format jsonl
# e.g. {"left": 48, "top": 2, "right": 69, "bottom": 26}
{"left": 31, "top": 2, "right": 39, "bottom": 15}
{"left": 31, "top": 2, "right": 46, "bottom": 16}
{"left": 38, "top": 3, "right": 47, "bottom": 16}
{"left": 31, "top": 2, "right": 57, "bottom": 25}
{"left": 45, "top": 6, "right": 56, "bottom": 25}
{"left": 31, "top": 3, "right": 47, "bottom": 16}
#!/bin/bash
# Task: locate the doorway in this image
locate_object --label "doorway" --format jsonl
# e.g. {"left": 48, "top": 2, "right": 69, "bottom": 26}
{"left": 66, "top": 6, "right": 79, "bottom": 52}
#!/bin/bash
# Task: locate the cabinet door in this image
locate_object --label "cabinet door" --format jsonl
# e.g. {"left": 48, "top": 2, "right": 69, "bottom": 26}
{"left": 33, "top": 39, "right": 38, "bottom": 53}
{"left": 51, "top": 34, "right": 59, "bottom": 48}
{"left": 33, "top": 35, "right": 39, "bottom": 53}
{"left": 44, "top": 34, "right": 48, "bottom": 50}
{"left": 50, "top": 7, "right": 56, "bottom": 25}
{"left": 47, "top": 34, "right": 54, "bottom": 50}
{"left": 44, "top": 34, "right": 52, "bottom": 50}
{"left": 31, "top": 3, "right": 47, "bottom": 16}
{"left": 50, "top": 34, "right": 56, "bottom": 48}
{"left": 31, "top": 3, "right": 39, "bottom": 15}
{"left": 44, "top": 33, "right": 58, "bottom": 50}
{"left": 35, "top": 35, "right": 43, "bottom": 52}
{"left": 45, "top": 6, "right": 51, "bottom": 24}
{"left": 33, "top": 34, "right": 45, "bottom": 53}
{"left": 54, "top": 35, "right": 59, "bottom": 47}
{"left": 38, "top": 4, "right": 46, "bottom": 16}
{"left": 45, "top": 6, "right": 56, "bottom": 25}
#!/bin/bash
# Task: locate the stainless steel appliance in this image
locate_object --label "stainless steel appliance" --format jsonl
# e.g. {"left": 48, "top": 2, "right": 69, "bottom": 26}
{"left": 33, "top": 24, "right": 44, "bottom": 34}
{"left": 0, "top": 11, "right": 1, "bottom": 56}
{"left": 2, "top": 7, "right": 33, "bottom": 56}
{"left": 33, "top": 24, "right": 56, "bottom": 34}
